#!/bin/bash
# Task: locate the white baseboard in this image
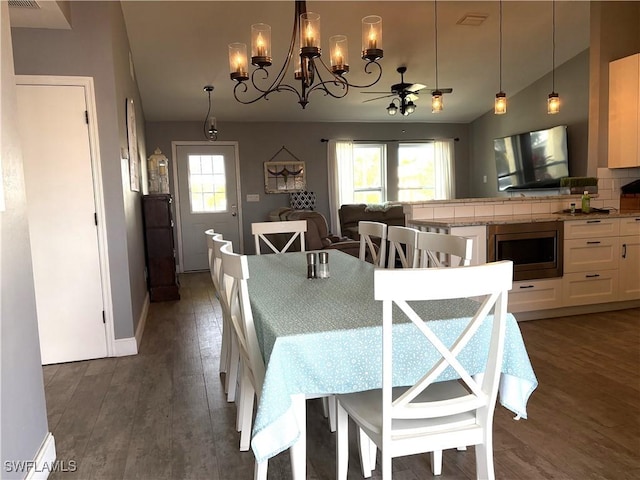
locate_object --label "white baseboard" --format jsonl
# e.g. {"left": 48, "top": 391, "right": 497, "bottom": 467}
{"left": 24, "top": 432, "right": 56, "bottom": 480}
{"left": 112, "top": 293, "right": 149, "bottom": 357}
{"left": 113, "top": 337, "right": 137, "bottom": 357}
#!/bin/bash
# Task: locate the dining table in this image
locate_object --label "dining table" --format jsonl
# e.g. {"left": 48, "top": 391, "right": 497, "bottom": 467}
{"left": 246, "top": 250, "right": 538, "bottom": 477}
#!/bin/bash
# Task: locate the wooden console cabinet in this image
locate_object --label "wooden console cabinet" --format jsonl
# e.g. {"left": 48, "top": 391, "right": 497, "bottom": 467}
{"left": 142, "top": 194, "right": 180, "bottom": 302}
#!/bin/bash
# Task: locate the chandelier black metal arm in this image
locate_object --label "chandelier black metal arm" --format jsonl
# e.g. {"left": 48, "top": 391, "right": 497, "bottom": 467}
{"left": 230, "top": 0, "right": 383, "bottom": 109}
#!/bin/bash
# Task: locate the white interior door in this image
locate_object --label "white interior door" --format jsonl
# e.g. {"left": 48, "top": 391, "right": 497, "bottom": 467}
{"left": 174, "top": 143, "right": 242, "bottom": 271}
{"left": 17, "top": 82, "right": 107, "bottom": 364}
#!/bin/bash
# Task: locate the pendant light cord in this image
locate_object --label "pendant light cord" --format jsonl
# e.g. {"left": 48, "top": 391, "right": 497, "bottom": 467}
{"left": 551, "top": 0, "right": 556, "bottom": 92}
{"left": 434, "top": 0, "right": 439, "bottom": 89}
{"left": 498, "top": 0, "right": 503, "bottom": 92}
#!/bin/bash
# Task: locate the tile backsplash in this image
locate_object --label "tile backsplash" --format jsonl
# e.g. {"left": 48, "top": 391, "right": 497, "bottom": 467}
{"left": 405, "top": 167, "right": 640, "bottom": 221}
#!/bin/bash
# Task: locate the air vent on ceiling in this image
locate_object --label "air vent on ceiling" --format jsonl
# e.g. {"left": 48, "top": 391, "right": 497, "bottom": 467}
{"left": 456, "top": 13, "right": 488, "bottom": 26}
{"left": 8, "top": 0, "right": 40, "bottom": 8}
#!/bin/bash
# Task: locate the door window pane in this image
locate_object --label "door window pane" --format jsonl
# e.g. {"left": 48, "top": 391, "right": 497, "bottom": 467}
{"left": 188, "top": 155, "right": 227, "bottom": 212}
{"left": 353, "top": 144, "right": 386, "bottom": 201}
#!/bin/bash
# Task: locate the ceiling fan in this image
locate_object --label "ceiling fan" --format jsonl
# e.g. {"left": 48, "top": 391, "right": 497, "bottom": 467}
{"left": 362, "top": 66, "right": 453, "bottom": 116}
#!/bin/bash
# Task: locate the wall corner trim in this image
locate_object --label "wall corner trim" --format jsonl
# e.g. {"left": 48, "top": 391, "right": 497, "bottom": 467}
{"left": 135, "top": 293, "right": 150, "bottom": 348}
{"left": 24, "top": 432, "right": 56, "bottom": 480}
{"left": 113, "top": 337, "right": 138, "bottom": 357}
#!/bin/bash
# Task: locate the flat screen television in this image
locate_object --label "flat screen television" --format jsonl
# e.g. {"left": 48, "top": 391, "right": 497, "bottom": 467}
{"left": 494, "top": 125, "right": 569, "bottom": 191}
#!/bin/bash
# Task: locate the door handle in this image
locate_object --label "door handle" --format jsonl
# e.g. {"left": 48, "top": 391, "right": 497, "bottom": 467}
{"left": 231, "top": 204, "right": 237, "bottom": 217}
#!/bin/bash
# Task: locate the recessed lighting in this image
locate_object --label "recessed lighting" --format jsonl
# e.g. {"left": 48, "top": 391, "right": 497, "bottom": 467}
{"left": 457, "top": 13, "right": 489, "bottom": 26}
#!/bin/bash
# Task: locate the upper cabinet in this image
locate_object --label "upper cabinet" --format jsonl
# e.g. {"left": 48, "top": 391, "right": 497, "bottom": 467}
{"left": 608, "top": 53, "right": 640, "bottom": 168}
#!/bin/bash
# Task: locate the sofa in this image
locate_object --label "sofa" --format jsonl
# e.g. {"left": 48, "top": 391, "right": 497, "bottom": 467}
{"left": 268, "top": 207, "right": 361, "bottom": 258}
{"left": 339, "top": 203, "right": 405, "bottom": 241}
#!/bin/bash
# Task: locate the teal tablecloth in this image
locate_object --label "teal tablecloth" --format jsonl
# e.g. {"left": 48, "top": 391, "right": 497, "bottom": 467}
{"left": 246, "top": 251, "right": 537, "bottom": 464}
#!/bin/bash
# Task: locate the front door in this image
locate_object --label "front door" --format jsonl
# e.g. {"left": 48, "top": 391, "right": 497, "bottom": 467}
{"left": 16, "top": 80, "right": 108, "bottom": 364}
{"left": 174, "top": 142, "right": 242, "bottom": 271}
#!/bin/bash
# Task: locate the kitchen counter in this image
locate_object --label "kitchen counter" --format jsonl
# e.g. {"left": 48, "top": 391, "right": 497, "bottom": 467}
{"left": 409, "top": 211, "right": 640, "bottom": 228}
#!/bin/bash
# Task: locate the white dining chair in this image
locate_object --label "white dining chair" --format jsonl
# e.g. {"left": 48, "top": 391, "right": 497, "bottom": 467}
{"left": 416, "top": 230, "right": 474, "bottom": 268}
{"left": 386, "top": 226, "right": 419, "bottom": 269}
{"left": 358, "top": 221, "right": 387, "bottom": 267}
{"left": 335, "top": 260, "right": 513, "bottom": 480}
{"left": 205, "top": 228, "right": 216, "bottom": 267}
{"left": 252, "top": 220, "right": 307, "bottom": 254}
{"left": 212, "top": 237, "right": 239, "bottom": 405}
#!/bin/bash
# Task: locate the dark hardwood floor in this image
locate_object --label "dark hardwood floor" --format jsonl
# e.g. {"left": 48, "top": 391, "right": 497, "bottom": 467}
{"left": 44, "top": 272, "right": 640, "bottom": 479}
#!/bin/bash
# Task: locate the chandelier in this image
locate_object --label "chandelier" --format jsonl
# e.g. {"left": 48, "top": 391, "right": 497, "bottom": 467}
{"left": 228, "top": 0, "right": 384, "bottom": 109}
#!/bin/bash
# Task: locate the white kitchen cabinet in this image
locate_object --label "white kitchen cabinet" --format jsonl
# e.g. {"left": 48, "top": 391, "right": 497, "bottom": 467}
{"left": 509, "top": 278, "right": 563, "bottom": 313}
{"left": 618, "top": 216, "right": 640, "bottom": 301}
{"left": 608, "top": 53, "right": 640, "bottom": 168}
{"left": 563, "top": 218, "right": 620, "bottom": 306}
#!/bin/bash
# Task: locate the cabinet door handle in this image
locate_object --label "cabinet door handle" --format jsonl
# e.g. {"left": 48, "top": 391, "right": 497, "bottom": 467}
{"left": 586, "top": 241, "right": 601, "bottom": 245}
{"left": 622, "top": 243, "right": 627, "bottom": 258}
{"left": 519, "top": 285, "right": 535, "bottom": 289}
{"left": 586, "top": 220, "right": 601, "bottom": 224}
{"left": 585, "top": 274, "right": 600, "bottom": 278}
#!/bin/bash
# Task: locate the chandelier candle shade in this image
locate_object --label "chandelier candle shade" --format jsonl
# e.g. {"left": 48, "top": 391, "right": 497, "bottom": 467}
{"left": 228, "top": 0, "right": 383, "bottom": 109}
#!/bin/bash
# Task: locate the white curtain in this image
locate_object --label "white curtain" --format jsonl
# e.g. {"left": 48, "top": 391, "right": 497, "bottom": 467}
{"left": 327, "top": 140, "right": 353, "bottom": 235}
{"left": 434, "top": 138, "right": 455, "bottom": 200}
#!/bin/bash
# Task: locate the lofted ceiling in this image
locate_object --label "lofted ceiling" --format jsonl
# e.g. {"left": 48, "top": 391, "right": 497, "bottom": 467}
{"left": 10, "top": 1, "right": 591, "bottom": 124}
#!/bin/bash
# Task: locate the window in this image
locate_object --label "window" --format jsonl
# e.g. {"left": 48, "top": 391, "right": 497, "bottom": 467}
{"left": 397, "top": 143, "right": 436, "bottom": 201}
{"left": 188, "top": 154, "right": 227, "bottom": 213}
{"left": 352, "top": 144, "right": 386, "bottom": 203}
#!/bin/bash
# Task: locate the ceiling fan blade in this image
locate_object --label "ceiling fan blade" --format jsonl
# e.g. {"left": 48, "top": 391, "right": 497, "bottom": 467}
{"left": 362, "top": 94, "right": 395, "bottom": 103}
{"left": 407, "top": 83, "right": 427, "bottom": 92}
{"left": 406, "top": 93, "right": 419, "bottom": 102}
{"left": 361, "top": 91, "right": 396, "bottom": 95}
{"left": 430, "top": 87, "right": 454, "bottom": 94}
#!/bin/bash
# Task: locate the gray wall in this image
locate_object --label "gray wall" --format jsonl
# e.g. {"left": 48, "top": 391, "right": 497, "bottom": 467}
{"left": 469, "top": 49, "right": 590, "bottom": 198}
{"left": 1, "top": 1, "right": 50, "bottom": 476}
{"left": 11, "top": 1, "right": 148, "bottom": 339}
{"left": 145, "top": 121, "right": 469, "bottom": 254}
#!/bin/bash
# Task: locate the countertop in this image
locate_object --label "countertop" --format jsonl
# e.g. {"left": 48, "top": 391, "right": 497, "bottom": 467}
{"left": 408, "top": 211, "right": 640, "bottom": 228}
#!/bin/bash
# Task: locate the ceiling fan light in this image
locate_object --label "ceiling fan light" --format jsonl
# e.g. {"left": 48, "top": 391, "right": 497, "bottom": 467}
{"left": 387, "top": 102, "right": 398, "bottom": 115}
{"left": 548, "top": 92, "right": 560, "bottom": 114}
{"left": 495, "top": 91, "right": 507, "bottom": 115}
{"left": 405, "top": 100, "right": 416, "bottom": 115}
{"left": 432, "top": 91, "right": 443, "bottom": 113}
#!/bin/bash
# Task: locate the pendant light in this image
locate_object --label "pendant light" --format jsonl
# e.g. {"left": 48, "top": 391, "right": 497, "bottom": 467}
{"left": 431, "top": 0, "right": 443, "bottom": 113}
{"left": 548, "top": 0, "right": 560, "bottom": 114}
{"left": 494, "top": 0, "right": 506, "bottom": 115}
{"left": 203, "top": 85, "right": 218, "bottom": 141}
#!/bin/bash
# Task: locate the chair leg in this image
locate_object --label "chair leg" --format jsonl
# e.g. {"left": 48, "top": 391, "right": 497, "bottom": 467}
{"left": 475, "top": 441, "right": 495, "bottom": 480}
{"left": 219, "top": 314, "right": 229, "bottom": 374}
{"left": 431, "top": 450, "right": 443, "bottom": 475}
{"left": 290, "top": 394, "right": 307, "bottom": 480}
{"left": 336, "top": 401, "right": 349, "bottom": 480}
{"left": 239, "top": 373, "right": 255, "bottom": 451}
{"left": 226, "top": 335, "right": 239, "bottom": 402}
{"left": 357, "top": 428, "right": 375, "bottom": 478}
{"left": 254, "top": 460, "right": 268, "bottom": 480}
{"left": 328, "top": 395, "right": 337, "bottom": 432}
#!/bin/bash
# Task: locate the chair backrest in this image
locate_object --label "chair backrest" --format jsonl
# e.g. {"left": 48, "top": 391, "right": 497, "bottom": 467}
{"left": 252, "top": 220, "right": 307, "bottom": 254}
{"left": 373, "top": 260, "right": 513, "bottom": 434}
{"left": 358, "top": 221, "right": 387, "bottom": 267}
{"left": 212, "top": 236, "right": 232, "bottom": 297}
{"left": 386, "top": 226, "right": 419, "bottom": 269}
{"left": 220, "top": 243, "right": 265, "bottom": 395}
{"left": 205, "top": 228, "right": 217, "bottom": 269}
{"left": 416, "top": 230, "right": 474, "bottom": 268}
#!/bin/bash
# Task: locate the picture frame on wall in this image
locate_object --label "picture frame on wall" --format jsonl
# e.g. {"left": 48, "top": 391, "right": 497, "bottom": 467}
{"left": 264, "top": 160, "right": 306, "bottom": 194}
{"left": 126, "top": 97, "right": 140, "bottom": 192}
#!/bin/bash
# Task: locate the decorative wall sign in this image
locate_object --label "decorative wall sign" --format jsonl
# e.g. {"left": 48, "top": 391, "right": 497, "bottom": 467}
{"left": 126, "top": 98, "right": 140, "bottom": 192}
{"left": 263, "top": 146, "right": 306, "bottom": 194}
